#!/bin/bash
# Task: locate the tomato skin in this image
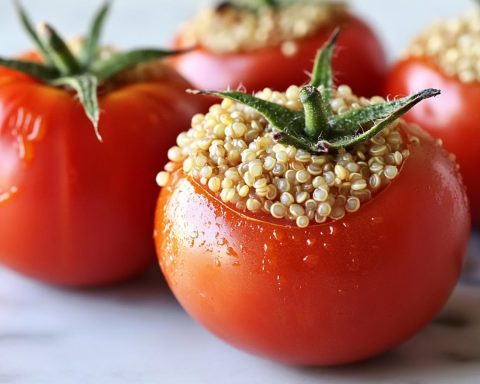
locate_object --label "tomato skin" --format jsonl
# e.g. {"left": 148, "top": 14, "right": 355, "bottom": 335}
{"left": 0, "top": 65, "right": 207, "bottom": 286}
{"left": 154, "top": 126, "right": 470, "bottom": 365}
{"left": 386, "top": 57, "right": 480, "bottom": 225}
{"left": 171, "top": 15, "right": 387, "bottom": 96}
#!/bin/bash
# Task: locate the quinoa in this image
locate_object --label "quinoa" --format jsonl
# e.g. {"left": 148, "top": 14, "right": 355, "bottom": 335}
{"left": 177, "top": 2, "right": 348, "bottom": 54}
{"left": 157, "top": 85, "right": 414, "bottom": 228}
{"left": 407, "top": 8, "right": 480, "bottom": 83}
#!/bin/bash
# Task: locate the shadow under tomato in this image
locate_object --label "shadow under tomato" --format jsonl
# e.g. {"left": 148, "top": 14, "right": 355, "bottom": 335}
{"left": 61, "top": 264, "right": 177, "bottom": 308}
{"left": 463, "top": 229, "right": 480, "bottom": 284}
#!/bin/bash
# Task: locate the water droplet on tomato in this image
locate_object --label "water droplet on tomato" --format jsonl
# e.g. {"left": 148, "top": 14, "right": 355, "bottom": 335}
{"left": 306, "top": 238, "right": 316, "bottom": 247}
{"left": 371, "top": 216, "right": 384, "bottom": 224}
{"left": 276, "top": 274, "right": 287, "bottom": 291}
{"left": 261, "top": 254, "right": 273, "bottom": 273}
{"left": 303, "top": 254, "right": 319, "bottom": 267}
{"left": 347, "top": 257, "right": 360, "bottom": 272}
{"left": 0, "top": 186, "right": 18, "bottom": 203}
{"left": 272, "top": 229, "right": 285, "bottom": 241}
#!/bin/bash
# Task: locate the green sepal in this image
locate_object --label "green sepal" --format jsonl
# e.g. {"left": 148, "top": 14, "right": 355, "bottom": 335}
{"left": 310, "top": 27, "right": 340, "bottom": 116}
{"left": 81, "top": 1, "right": 111, "bottom": 69}
{"left": 51, "top": 75, "right": 101, "bottom": 141}
{"left": 13, "top": 0, "right": 55, "bottom": 66}
{"left": 0, "top": 57, "right": 58, "bottom": 80}
{"left": 93, "top": 49, "right": 185, "bottom": 81}
{"left": 325, "top": 89, "right": 441, "bottom": 150}
{"left": 272, "top": 131, "right": 314, "bottom": 152}
{"left": 327, "top": 89, "right": 441, "bottom": 137}
{"left": 42, "top": 24, "right": 82, "bottom": 76}
{"left": 197, "top": 90, "right": 305, "bottom": 138}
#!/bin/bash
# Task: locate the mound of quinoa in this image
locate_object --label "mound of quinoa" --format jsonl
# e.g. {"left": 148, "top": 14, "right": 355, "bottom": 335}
{"left": 407, "top": 8, "right": 480, "bottom": 83}
{"left": 177, "top": 2, "right": 348, "bottom": 54}
{"left": 156, "top": 85, "right": 417, "bottom": 228}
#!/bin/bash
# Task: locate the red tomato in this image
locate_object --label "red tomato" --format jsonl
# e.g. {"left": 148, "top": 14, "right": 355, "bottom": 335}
{"left": 172, "top": 14, "right": 387, "bottom": 96}
{"left": 386, "top": 57, "right": 480, "bottom": 225}
{"left": 155, "top": 124, "right": 469, "bottom": 365}
{"left": 0, "top": 63, "right": 207, "bottom": 286}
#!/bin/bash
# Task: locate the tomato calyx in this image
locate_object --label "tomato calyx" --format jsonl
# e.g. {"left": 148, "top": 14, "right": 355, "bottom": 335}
{"left": 194, "top": 29, "right": 440, "bottom": 154}
{"left": 0, "top": 1, "right": 183, "bottom": 141}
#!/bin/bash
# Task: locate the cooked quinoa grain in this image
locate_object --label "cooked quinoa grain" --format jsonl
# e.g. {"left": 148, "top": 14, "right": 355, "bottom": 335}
{"left": 177, "top": 2, "right": 348, "bottom": 54}
{"left": 157, "top": 85, "right": 413, "bottom": 227}
{"left": 407, "top": 8, "right": 480, "bottom": 83}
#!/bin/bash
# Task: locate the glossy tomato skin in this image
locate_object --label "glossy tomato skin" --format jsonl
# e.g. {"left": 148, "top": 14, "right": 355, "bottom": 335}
{"left": 172, "top": 15, "right": 387, "bottom": 96}
{"left": 386, "top": 57, "right": 480, "bottom": 225}
{"left": 0, "top": 64, "right": 207, "bottom": 286}
{"left": 155, "top": 126, "right": 470, "bottom": 365}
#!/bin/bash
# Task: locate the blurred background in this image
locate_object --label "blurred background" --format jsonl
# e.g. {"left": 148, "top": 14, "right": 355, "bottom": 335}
{"left": 0, "top": 0, "right": 472, "bottom": 58}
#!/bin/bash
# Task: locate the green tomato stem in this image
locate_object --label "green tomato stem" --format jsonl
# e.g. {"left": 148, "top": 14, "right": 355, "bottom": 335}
{"left": 299, "top": 85, "right": 329, "bottom": 140}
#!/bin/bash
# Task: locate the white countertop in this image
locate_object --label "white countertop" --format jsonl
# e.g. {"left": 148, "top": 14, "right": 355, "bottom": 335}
{"left": 1, "top": 244, "right": 480, "bottom": 384}
{"left": 1, "top": 1, "right": 479, "bottom": 383}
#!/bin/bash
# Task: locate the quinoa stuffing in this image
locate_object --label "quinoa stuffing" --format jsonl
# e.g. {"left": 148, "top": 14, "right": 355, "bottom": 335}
{"left": 407, "top": 7, "right": 480, "bottom": 83}
{"left": 177, "top": 1, "right": 348, "bottom": 54}
{"left": 156, "top": 85, "right": 414, "bottom": 228}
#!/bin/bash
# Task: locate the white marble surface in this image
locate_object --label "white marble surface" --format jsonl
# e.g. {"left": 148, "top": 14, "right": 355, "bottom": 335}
{"left": 1, "top": 0, "right": 480, "bottom": 383}
{"left": 1, "top": 251, "right": 480, "bottom": 384}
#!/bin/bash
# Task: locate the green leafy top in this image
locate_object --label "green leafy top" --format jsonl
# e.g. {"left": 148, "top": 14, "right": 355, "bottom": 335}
{"left": 197, "top": 29, "right": 440, "bottom": 154}
{"left": 0, "top": 1, "right": 180, "bottom": 141}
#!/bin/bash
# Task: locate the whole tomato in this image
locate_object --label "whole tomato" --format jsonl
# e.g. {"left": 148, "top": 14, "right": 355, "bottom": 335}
{"left": 0, "top": 3, "right": 206, "bottom": 286}
{"left": 387, "top": 36, "right": 480, "bottom": 225}
{"left": 386, "top": 7, "right": 480, "bottom": 225}
{"left": 154, "top": 34, "right": 470, "bottom": 365}
{"left": 171, "top": 2, "right": 386, "bottom": 96}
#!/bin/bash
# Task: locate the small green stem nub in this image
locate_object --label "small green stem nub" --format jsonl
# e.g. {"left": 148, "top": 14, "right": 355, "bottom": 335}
{"left": 41, "top": 23, "right": 81, "bottom": 76}
{"left": 299, "top": 85, "right": 329, "bottom": 139}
